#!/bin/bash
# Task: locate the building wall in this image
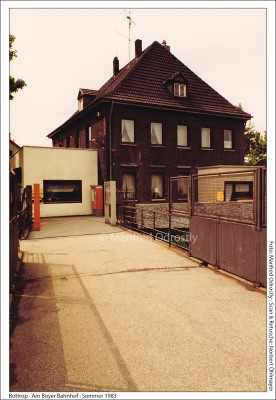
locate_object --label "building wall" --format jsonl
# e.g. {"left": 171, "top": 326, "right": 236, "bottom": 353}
{"left": 110, "top": 104, "right": 246, "bottom": 203}
{"left": 50, "top": 103, "right": 246, "bottom": 204}
{"left": 10, "top": 147, "right": 98, "bottom": 217}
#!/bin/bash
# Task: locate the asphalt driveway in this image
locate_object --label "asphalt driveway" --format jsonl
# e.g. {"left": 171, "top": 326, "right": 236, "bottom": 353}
{"left": 10, "top": 216, "right": 266, "bottom": 393}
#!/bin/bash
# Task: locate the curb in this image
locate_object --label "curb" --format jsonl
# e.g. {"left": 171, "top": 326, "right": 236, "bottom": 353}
{"left": 206, "top": 263, "right": 266, "bottom": 294}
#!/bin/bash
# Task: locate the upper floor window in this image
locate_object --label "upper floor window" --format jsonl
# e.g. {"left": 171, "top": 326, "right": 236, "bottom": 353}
{"left": 201, "top": 127, "right": 211, "bottom": 148}
{"left": 177, "top": 125, "right": 188, "bottom": 147}
{"left": 151, "top": 122, "right": 162, "bottom": 145}
{"left": 224, "top": 129, "right": 233, "bottom": 149}
{"left": 174, "top": 83, "right": 186, "bottom": 98}
{"left": 121, "top": 119, "right": 134, "bottom": 143}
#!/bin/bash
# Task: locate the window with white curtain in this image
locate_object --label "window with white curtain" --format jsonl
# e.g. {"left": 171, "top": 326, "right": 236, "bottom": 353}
{"left": 177, "top": 125, "right": 188, "bottom": 147}
{"left": 224, "top": 130, "right": 233, "bottom": 149}
{"left": 121, "top": 119, "right": 134, "bottom": 143}
{"left": 151, "top": 174, "right": 164, "bottom": 199}
{"left": 151, "top": 123, "right": 162, "bottom": 145}
{"left": 174, "top": 83, "right": 187, "bottom": 97}
{"left": 201, "top": 127, "right": 211, "bottom": 148}
{"left": 122, "top": 173, "right": 136, "bottom": 199}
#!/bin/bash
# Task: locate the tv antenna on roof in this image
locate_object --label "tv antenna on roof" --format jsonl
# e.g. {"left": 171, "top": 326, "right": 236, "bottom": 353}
{"left": 115, "top": 11, "right": 137, "bottom": 61}
{"left": 125, "top": 10, "right": 136, "bottom": 61}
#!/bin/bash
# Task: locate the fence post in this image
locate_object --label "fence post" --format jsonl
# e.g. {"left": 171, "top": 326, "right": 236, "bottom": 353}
{"left": 188, "top": 175, "right": 192, "bottom": 217}
{"left": 169, "top": 213, "right": 172, "bottom": 247}
{"left": 33, "top": 183, "right": 40, "bottom": 231}
{"left": 26, "top": 185, "right": 33, "bottom": 227}
{"left": 153, "top": 212, "right": 156, "bottom": 239}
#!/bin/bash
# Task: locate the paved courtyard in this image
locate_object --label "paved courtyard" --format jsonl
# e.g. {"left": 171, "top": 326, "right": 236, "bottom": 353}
{"left": 10, "top": 217, "right": 266, "bottom": 393}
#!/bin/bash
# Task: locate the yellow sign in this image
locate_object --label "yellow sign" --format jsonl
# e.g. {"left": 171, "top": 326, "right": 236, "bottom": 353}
{"left": 216, "top": 191, "right": 224, "bottom": 202}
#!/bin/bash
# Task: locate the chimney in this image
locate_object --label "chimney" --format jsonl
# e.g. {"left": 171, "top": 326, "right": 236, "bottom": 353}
{"left": 113, "top": 57, "right": 119, "bottom": 76}
{"left": 135, "top": 39, "right": 142, "bottom": 57}
{"left": 162, "top": 40, "right": 170, "bottom": 52}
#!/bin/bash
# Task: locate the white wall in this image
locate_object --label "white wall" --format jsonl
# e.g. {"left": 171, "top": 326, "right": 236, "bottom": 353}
{"left": 197, "top": 165, "right": 259, "bottom": 175}
{"left": 10, "top": 146, "right": 98, "bottom": 217}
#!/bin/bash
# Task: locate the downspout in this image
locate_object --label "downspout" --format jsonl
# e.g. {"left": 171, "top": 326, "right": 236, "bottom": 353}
{"left": 108, "top": 101, "right": 114, "bottom": 181}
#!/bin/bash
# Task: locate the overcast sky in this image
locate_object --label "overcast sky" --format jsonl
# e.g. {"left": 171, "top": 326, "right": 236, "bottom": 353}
{"left": 7, "top": 3, "right": 269, "bottom": 147}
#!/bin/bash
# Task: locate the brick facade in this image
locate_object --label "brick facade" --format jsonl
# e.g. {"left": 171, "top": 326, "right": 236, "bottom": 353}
{"left": 48, "top": 39, "right": 251, "bottom": 204}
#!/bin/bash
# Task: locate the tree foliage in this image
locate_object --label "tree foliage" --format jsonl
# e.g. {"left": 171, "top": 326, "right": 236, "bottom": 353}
{"left": 244, "top": 121, "right": 267, "bottom": 165}
{"left": 235, "top": 103, "right": 267, "bottom": 165}
{"left": 9, "top": 34, "right": 27, "bottom": 100}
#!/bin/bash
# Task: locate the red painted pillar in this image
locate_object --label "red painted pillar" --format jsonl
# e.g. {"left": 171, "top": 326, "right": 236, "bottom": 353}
{"left": 96, "top": 186, "right": 103, "bottom": 212}
{"left": 33, "top": 183, "right": 40, "bottom": 231}
{"left": 91, "top": 186, "right": 104, "bottom": 216}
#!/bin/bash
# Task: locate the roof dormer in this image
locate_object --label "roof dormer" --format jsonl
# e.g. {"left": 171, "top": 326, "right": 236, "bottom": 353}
{"left": 163, "top": 72, "right": 189, "bottom": 99}
{"left": 77, "top": 89, "right": 98, "bottom": 111}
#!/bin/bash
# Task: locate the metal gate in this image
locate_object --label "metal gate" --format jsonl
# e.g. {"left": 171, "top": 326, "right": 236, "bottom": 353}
{"left": 189, "top": 168, "right": 266, "bottom": 287}
{"left": 117, "top": 169, "right": 266, "bottom": 287}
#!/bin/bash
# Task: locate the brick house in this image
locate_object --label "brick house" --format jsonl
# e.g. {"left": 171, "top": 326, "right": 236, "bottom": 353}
{"left": 47, "top": 39, "right": 251, "bottom": 204}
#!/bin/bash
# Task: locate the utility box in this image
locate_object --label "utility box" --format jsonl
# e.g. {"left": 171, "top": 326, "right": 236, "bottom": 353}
{"left": 104, "top": 181, "right": 116, "bottom": 226}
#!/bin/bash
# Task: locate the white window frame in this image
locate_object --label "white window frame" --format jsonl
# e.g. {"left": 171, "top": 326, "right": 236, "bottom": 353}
{"left": 224, "top": 129, "right": 233, "bottom": 149}
{"left": 121, "top": 119, "right": 135, "bottom": 143}
{"left": 201, "top": 127, "right": 211, "bottom": 148}
{"left": 151, "top": 122, "right": 163, "bottom": 145}
{"left": 177, "top": 125, "right": 188, "bottom": 147}
{"left": 174, "top": 83, "right": 187, "bottom": 98}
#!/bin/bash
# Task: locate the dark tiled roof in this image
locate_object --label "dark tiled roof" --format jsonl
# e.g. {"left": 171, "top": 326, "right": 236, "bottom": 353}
{"left": 48, "top": 40, "right": 251, "bottom": 137}
{"left": 96, "top": 41, "right": 251, "bottom": 119}
{"left": 79, "top": 88, "right": 98, "bottom": 96}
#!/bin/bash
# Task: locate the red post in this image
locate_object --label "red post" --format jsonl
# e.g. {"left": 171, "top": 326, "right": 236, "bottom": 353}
{"left": 33, "top": 183, "right": 40, "bottom": 231}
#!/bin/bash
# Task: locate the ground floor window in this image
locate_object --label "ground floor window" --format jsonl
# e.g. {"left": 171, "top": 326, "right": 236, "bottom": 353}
{"left": 151, "top": 174, "right": 164, "bottom": 199}
{"left": 178, "top": 176, "right": 188, "bottom": 201}
{"left": 122, "top": 173, "right": 136, "bottom": 200}
{"left": 43, "top": 180, "right": 82, "bottom": 203}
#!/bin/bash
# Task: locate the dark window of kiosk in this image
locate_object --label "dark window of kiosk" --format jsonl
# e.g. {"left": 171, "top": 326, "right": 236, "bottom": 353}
{"left": 43, "top": 180, "right": 82, "bottom": 203}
